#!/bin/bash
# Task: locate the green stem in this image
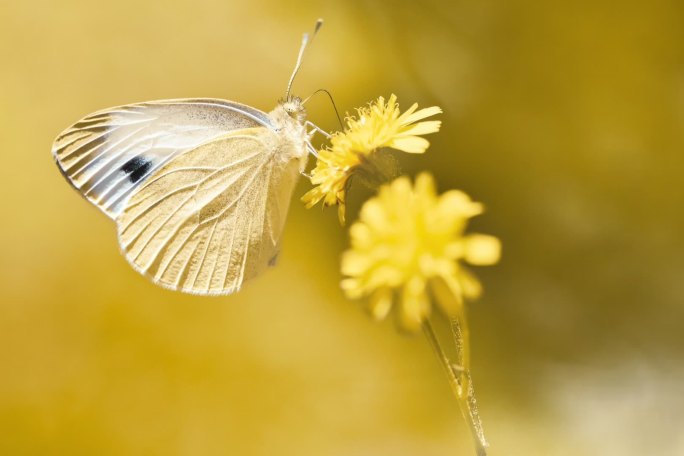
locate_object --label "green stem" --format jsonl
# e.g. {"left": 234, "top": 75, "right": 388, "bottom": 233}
{"left": 451, "top": 315, "right": 470, "bottom": 372}
{"left": 423, "top": 319, "right": 463, "bottom": 398}
{"left": 422, "top": 317, "right": 488, "bottom": 456}
{"left": 451, "top": 316, "right": 488, "bottom": 456}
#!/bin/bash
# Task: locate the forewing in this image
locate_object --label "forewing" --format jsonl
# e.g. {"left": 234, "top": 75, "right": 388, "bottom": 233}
{"left": 52, "top": 98, "right": 273, "bottom": 218}
{"left": 116, "top": 128, "right": 301, "bottom": 295}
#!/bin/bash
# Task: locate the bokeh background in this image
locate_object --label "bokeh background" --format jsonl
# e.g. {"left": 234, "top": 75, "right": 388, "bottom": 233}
{"left": 2, "top": 0, "right": 683, "bottom": 454}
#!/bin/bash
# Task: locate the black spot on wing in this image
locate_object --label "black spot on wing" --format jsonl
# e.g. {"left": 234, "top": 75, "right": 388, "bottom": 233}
{"left": 121, "top": 156, "right": 152, "bottom": 183}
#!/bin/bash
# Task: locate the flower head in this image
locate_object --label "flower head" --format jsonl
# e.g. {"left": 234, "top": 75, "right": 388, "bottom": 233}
{"left": 341, "top": 173, "right": 501, "bottom": 331}
{"left": 301, "top": 94, "right": 442, "bottom": 224}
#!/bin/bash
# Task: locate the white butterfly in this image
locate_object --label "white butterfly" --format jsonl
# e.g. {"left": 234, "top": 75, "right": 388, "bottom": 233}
{"left": 53, "top": 21, "right": 326, "bottom": 295}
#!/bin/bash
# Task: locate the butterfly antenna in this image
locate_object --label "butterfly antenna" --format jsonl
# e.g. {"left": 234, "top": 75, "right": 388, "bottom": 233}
{"left": 303, "top": 88, "right": 344, "bottom": 129}
{"left": 285, "top": 18, "right": 323, "bottom": 100}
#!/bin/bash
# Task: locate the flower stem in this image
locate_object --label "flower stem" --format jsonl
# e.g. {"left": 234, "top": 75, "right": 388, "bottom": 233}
{"left": 451, "top": 316, "right": 488, "bottom": 456}
{"left": 422, "top": 317, "right": 488, "bottom": 456}
{"left": 423, "top": 318, "right": 463, "bottom": 397}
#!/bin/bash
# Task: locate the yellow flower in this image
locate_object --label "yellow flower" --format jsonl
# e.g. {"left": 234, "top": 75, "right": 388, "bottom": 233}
{"left": 341, "top": 173, "right": 501, "bottom": 332}
{"left": 301, "top": 94, "right": 442, "bottom": 224}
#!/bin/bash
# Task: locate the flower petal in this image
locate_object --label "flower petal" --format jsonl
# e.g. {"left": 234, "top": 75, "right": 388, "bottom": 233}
{"left": 337, "top": 201, "right": 347, "bottom": 225}
{"left": 360, "top": 199, "right": 389, "bottom": 230}
{"left": 463, "top": 234, "right": 501, "bottom": 265}
{"left": 458, "top": 267, "right": 483, "bottom": 300}
{"left": 387, "top": 136, "right": 431, "bottom": 153}
{"left": 430, "top": 275, "right": 463, "bottom": 316}
{"left": 438, "top": 190, "right": 484, "bottom": 218}
{"left": 338, "top": 173, "right": 500, "bottom": 331}
{"left": 301, "top": 187, "right": 324, "bottom": 208}
{"left": 302, "top": 96, "right": 442, "bottom": 215}
{"left": 398, "top": 277, "right": 430, "bottom": 332}
{"left": 341, "top": 278, "right": 363, "bottom": 299}
{"left": 401, "top": 106, "right": 443, "bottom": 125}
{"left": 341, "top": 250, "right": 371, "bottom": 276}
{"left": 399, "top": 120, "right": 442, "bottom": 137}
{"left": 368, "top": 287, "right": 393, "bottom": 320}
{"left": 414, "top": 172, "right": 437, "bottom": 198}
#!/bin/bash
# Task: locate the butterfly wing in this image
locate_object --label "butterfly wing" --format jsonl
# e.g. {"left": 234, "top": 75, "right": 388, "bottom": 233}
{"left": 116, "top": 127, "right": 302, "bottom": 295}
{"left": 52, "top": 98, "right": 274, "bottom": 218}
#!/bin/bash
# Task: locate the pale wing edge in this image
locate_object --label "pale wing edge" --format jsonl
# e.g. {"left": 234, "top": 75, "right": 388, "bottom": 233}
{"left": 52, "top": 98, "right": 275, "bottom": 219}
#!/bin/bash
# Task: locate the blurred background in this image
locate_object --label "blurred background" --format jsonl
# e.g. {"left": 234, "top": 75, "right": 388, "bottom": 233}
{"left": 1, "top": 0, "right": 683, "bottom": 454}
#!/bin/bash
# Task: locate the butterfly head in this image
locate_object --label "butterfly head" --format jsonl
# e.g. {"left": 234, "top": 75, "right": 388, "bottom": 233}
{"left": 279, "top": 96, "right": 307, "bottom": 124}
{"left": 282, "top": 19, "right": 322, "bottom": 124}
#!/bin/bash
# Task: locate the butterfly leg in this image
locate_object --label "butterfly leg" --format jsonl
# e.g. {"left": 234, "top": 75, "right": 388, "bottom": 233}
{"left": 305, "top": 120, "right": 331, "bottom": 139}
{"left": 306, "top": 141, "right": 319, "bottom": 158}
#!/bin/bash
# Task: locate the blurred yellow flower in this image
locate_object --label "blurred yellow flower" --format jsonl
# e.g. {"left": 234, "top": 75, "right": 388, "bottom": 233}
{"left": 301, "top": 94, "right": 442, "bottom": 223}
{"left": 340, "top": 173, "right": 500, "bottom": 331}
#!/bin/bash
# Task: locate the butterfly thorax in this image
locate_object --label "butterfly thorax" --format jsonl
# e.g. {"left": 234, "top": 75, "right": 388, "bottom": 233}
{"left": 269, "top": 97, "right": 309, "bottom": 167}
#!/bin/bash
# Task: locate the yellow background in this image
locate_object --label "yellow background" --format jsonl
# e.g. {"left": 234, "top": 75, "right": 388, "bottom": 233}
{"left": 1, "top": 0, "right": 683, "bottom": 455}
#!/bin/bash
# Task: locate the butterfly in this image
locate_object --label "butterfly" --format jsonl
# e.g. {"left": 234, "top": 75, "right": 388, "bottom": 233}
{"left": 52, "top": 20, "right": 326, "bottom": 296}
